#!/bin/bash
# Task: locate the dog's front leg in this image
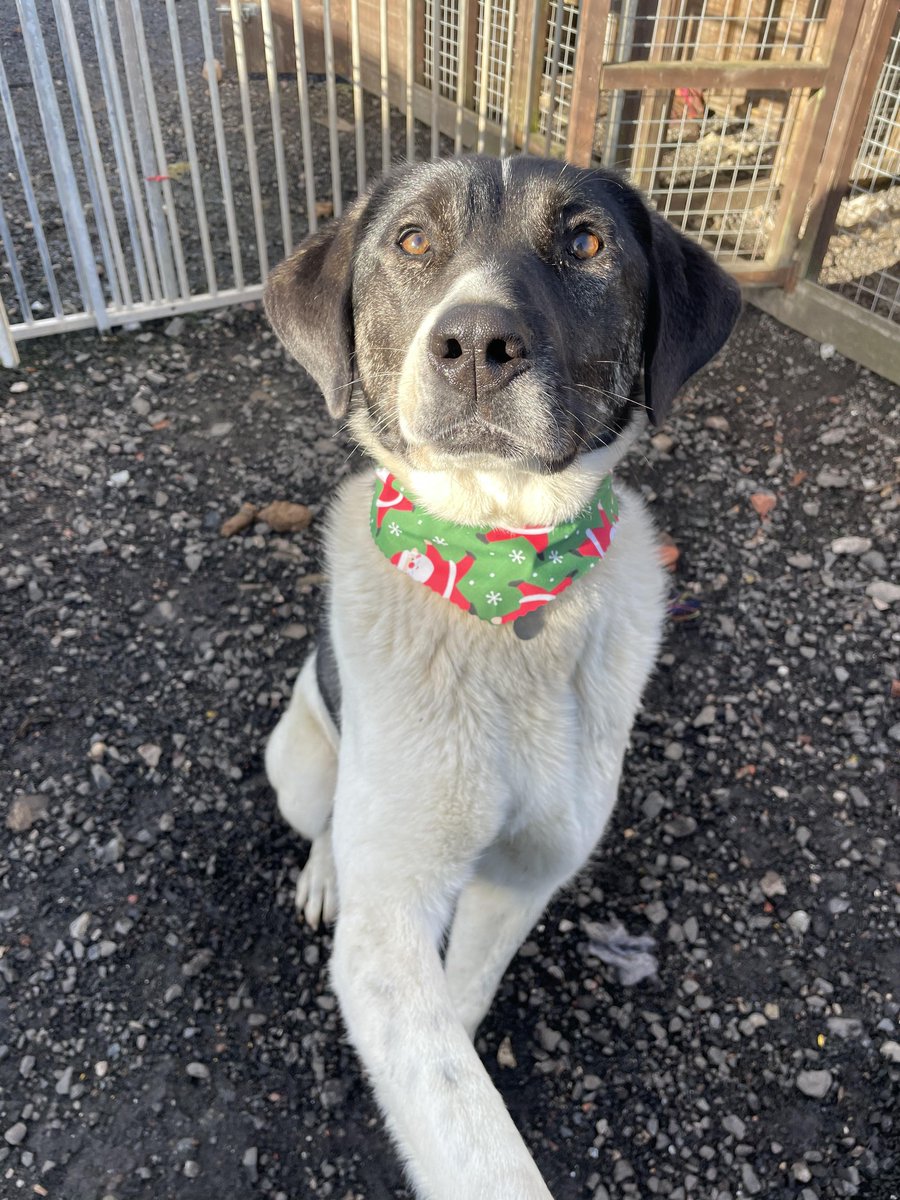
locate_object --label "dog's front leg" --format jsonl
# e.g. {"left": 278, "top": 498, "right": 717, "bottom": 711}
{"left": 329, "top": 774, "right": 553, "bottom": 1200}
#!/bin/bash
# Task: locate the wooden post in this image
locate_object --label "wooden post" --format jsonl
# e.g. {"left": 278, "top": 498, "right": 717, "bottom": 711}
{"left": 565, "top": 0, "right": 612, "bottom": 164}
{"left": 763, "top": 0, "right": 868, "bottom": 279}
{"left": 799, "top": 0, "right": 897, "bottom": 282}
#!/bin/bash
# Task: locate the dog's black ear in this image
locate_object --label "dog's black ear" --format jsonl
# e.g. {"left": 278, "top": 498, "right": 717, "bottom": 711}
{"left": 263, "top": 198, "right": 368, "bottom": 418}
{"left": 642, "top": 210, "right": 742, "bottom": 426}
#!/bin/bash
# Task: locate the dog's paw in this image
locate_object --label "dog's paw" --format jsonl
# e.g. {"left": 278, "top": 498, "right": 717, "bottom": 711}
{"left": 295, "top": 834, "right": 338, "bottom": 930}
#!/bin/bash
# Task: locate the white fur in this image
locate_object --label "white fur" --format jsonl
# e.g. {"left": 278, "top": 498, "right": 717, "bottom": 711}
{"left": 266, "top": 459, "right": 667, "bottom": 1198}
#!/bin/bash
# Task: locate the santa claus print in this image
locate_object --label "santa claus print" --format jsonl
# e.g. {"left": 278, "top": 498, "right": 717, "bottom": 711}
{"left": 374, "top": 467, "right": 415, "bottom": 530}
{"left": 478, "top": 525, "right": 554, "bottom": 554}
{"left": 492, "top": 575, "right": 576, "bottom": 625}
{"left": 574, "top": 505, "right": 618, "bottom": 559}
{"left": 390, "top": 542, "right": 475, "bottom": 613}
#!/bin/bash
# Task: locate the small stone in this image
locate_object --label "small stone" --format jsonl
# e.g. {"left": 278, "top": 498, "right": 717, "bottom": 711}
{"left": 792, "top": 1162, "right": 813, "bottom": 1183}
{"left": 137, "top": 743, "right": 162, "bottom": 769}
{"left": 760, "top": 870, "right": 787, "bottom": 898}
{"left": 6, "top": 794, "right": 48, "bottom": 832}
{"left": 819, "top": 342, "right": 836, "bottom": 360}
{"left": 819, "top": 427, "right": 847, "bottom": 445}
{"left": 4, "top": 1122, "right": 27, "bottom": 1145}
{"left": 663, "top": 814, "right": 696, "bottom": 838}
{"left": 741, "top": 1163, "right": 761, "bottom": 1195}
{"left": 107, "top": 469, "right": 130, "bottom": 488}
{"left": 663, "top": 741, "right": 683, "bottom": 761}
{"left": 10, "top": 380, "right": 29, "bottom": 394}
{"left": 283, "top": 623, "right": 308, "bottom": 640}
{"left": 497, "top": 1036, "right": 517, "bottom": 1068}
{"left": 787, "top": 553, "right": 815, "bottom": 569}
{"left": 796, "top": 1068, "right": 832, "bottom": 1098}
{"left": 787, "top": 910, "right": 810, "bottom": 935}
{"left": 164, "top": 317, "right": 186, "bottom": 338}
{"left": 182, "top": 949, "right": 213, "bottom": 977}
{"left": 704, "top": 415, "right": 730, "bottom": 432}
{"left": 867, "top": 580, "right": 900, "bottom": 606}
{"left": 183, "top": 1161, "right": 201, "bottom": 1178}
{"left": 830, "top": 536, "right": 872, "bottom": 555}
{"left": 693, "top": 704, "right": 716, "bottom": 728}
{"left": 880, "top": 1041, "right": 900, "bottom": 1063}
{"left": 186, "top": 1061, "right": 210, "bottom": 1080}
{"left": 722, "top": 1114, "right": 746, "bottom": 1139}
{"left": 650, "top": 432, "right": 675, "bottom": 455}
{"left": 209, "top": 421, "right": 233, "bottom": 438}
{"left": 644, "top": 900, "right": 668, "bottom": 926}
{"left": 69, "top": 912, "right": 91, "bottom": 941}
{"left": 55, "top": 1065, "right": 73, "bottom": 1096}
{"left": 816, "top": 469, "right": 850, "bottom": 488}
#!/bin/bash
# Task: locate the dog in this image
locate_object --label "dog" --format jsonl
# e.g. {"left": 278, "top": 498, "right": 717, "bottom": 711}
{"left": 263, "top": 154, "right": 740, "bottom": 1199}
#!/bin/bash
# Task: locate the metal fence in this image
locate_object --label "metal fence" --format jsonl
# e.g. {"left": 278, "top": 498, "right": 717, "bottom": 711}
{"left": 1, "top": 0, "right": 898, "bottom": 377}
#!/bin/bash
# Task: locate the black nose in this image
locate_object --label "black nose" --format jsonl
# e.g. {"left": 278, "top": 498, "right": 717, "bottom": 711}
{"left": 427, "top": 304, "right": 530, "bottom": 402}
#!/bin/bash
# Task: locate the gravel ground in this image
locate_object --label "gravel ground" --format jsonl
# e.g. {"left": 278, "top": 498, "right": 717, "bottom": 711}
{"left": 1, "top": 303, "right": 898, "bottom": 1200}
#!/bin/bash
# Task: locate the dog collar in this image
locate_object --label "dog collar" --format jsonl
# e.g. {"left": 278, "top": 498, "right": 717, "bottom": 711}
{"left": 370, "top": 467, "right": 619, "bottom": 637}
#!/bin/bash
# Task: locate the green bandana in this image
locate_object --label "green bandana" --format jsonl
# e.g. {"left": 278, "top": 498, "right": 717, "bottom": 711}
{"left": 370, "top": 467, "right": 619, "bottom": 636}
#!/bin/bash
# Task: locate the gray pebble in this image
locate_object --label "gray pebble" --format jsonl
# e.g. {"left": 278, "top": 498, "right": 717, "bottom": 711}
{"left": 796, "top": 1069, "right": 833, "bottom": 1098}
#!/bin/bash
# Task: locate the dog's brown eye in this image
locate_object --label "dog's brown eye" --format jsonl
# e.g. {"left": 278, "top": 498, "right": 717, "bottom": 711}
{"left": 571, "top": 231, "right": 603, "bottom": 260}
{"left": 399, "top": 229, "right": 430, "bottom": 256}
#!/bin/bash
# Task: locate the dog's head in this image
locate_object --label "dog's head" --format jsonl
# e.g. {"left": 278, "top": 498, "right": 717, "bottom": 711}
{"left": 265, "top": 155, "right": 740, "bottom": 478}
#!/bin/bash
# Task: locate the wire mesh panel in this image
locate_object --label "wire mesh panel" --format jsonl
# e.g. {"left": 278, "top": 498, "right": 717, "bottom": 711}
{"left": 626, "top": 0, "right": 830, "bottom": 63}
{"left": 473, "top": 1, "right": 512, "bottom": 124}
{"left": 422, "top": 0, "right": 462, "bottom": 96}
{"left": 818, "top": 12, "right": 900, "bottom": 321}
{"left": 597, "top": 87, "right": 810, "bottom": 264}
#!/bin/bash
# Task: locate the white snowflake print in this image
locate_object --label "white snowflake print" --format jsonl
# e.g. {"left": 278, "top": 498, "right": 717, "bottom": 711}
{"left": 508, "top": 548, "right": 526, "bottom": 564}
{"left": 432, "top": 536, "right": 448, "bottom": 546}
{"left": 548, "top": 550, "right": 563, "bottom": 564}
{"left": 486, "top": 591, "right": 502, "bottom": 606}
{"left": 388, "top": 521, "right": 401, "bottom": 536}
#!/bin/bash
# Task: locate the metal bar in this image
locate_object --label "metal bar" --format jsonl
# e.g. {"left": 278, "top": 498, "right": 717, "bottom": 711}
{"left": 290, "top": 0, "right": 319, "bottom": 236}
{"left": 0, "top": 46, "right": 65, "bottom": 319}
{"left": 229, "top": 0, "right": 270, "bottom": 273}
{"left": 7, "top": 286, "right": 267, "bottom": 344}
{"left": 600, "top": 58, "right": 830, "bottom": 90}
{"left": 51, "top": 0, "right": 130, "bottom": 310}
{"left": 0, "top": 291, "right": 19, "bottom": 369}
{"left": 499, "top": 0, "right": 518, "bottom": 155}
{"left": 114, "top": 0, "right": 178, "bottom": 299}
{"left": 198, "top": 0, "right": 244, "bottom": 287}
{"left": 126, "top": 0, "right": 189, "bottom": 298}
{"left": 430, "top": 0, "right": 441, "bottom": 158}
{"left": 260, "top": 0, "right": 294, "bottom": 254}
{"left": 88, "top": 0, "right": 156, "bottom": 304}
{"left": 165, "top": 0, "right": 217, "bottom": 294}
{"left": 322, "top": 0, "right": 344, "bottom": 214}
{"left": 349, "top": 0, "right": 368, "bottom": 190}
{"left": 476, "top": 0, "right": 493, "bottom": 153}
{"left": 15, "top": 0, "right": 110, "bottom": 330}
{"left": 406, "top": 0, "right": 417, "bottom": 158}
{"left": 379, "top": 0, "right": 392, "bottom": 172}
{"left": 519, "top": 0, "right": 542, "bottom": 152}
{"left": 565, "top": 0, "right": 612, "bottom": 165}
{"left": 454, "top": 0, "right": 472, "bottom": 154}
{"left": 543, "top": 0, "right": 567, "bottom": 155}
{"left": 0, "top": 189, "right": 33, "bottom": 324}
